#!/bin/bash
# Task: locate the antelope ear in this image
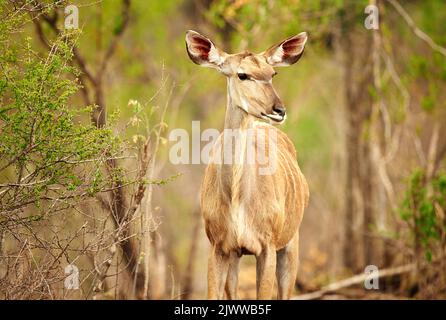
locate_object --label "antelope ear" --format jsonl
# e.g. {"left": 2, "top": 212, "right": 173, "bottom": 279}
{"left": 185, "top": 30, "right": 227, "bottom": 69}
{"left": 263, "top": 32, "right": 308, "bottom": 67}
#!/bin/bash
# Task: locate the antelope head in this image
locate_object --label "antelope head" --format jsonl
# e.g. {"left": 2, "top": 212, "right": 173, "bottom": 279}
{"left": 185, "top": 30, "right": 307, "bottom": 124}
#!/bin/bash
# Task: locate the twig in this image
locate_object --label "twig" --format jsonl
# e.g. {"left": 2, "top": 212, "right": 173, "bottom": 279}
{"left": 386, "top": 0, "right": 446, "bottom": 57}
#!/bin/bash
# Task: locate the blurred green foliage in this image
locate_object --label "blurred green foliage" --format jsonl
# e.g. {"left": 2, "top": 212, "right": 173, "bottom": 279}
{"left": 399, "top": 169, "right": 446, "bottom": 262}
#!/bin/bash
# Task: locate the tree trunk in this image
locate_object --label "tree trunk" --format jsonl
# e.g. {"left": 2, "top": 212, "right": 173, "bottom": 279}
{"left": 340, "top": 9, "right": 379, "bottom": 272}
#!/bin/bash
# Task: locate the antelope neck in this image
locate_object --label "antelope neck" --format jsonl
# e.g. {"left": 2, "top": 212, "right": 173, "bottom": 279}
{"left": 224, "top": 81, "right": 254, "bottom": 131}
{"left": 218, "top": 82, "right": 256, "bottom": 203}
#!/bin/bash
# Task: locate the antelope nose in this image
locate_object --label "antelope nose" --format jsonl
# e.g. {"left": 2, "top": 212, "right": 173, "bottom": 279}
{"left": 272, "top": 105, "right": 286, "bottom": 117}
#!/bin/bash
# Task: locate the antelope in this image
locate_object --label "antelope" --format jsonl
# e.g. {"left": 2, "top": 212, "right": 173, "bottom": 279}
{"left": 185, "top": 30, "right": 309, "bottom": 300}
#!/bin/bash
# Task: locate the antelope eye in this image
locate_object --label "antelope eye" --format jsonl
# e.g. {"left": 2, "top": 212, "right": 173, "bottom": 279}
{"left": 237, "top": 73, "right": 249, "bottom": 81}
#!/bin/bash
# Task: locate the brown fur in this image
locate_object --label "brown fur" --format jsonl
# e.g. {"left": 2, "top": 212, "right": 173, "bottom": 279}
{"left": 201, "top": 119, "right": 309, "bottom": 299}
{"left": 201, "top": 123, "right": 308, "bottom": 255}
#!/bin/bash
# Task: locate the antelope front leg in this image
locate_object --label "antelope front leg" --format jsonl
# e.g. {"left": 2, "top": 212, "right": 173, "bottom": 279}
{"left": 256, "top": 246, "right": 276, "bottom": 299}
{"left": 208, "top": 246, "right": 230, "bottom": 299}
{"left": 225, "top": 251, "right": 240, "bottom": 299}
{"left": 276, "top": 233, "right": 300, "bottom": 299}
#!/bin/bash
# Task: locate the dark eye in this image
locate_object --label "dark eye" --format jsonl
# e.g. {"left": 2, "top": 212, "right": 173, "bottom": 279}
{"left": 237, "top": 73, "right": 249, "bottom": 81}
{"left": 272, "top": 72, "right": 278, "bottom": 77}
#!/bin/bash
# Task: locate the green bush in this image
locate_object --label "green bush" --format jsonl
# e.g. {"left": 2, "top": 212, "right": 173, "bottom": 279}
{"left": 399, "top": 169, "right": 446, "bottom": 262}
{"left": 0, "top": 8, "right": 121, "bottom": 220}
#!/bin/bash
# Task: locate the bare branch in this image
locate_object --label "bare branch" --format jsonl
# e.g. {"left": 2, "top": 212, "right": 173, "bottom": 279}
{"left": 386, "top": 0, "right": 446, "bottom": 57}
{"left": 293, "top": 264, "right": 415, "bottom": 300}
{"left": 97, "top": 0, "right": 131, "bottom": 78}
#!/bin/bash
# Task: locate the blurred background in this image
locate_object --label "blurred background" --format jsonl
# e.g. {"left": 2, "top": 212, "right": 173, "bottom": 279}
{"left": 0, "top": 0, "right": 445, "bottom": 299}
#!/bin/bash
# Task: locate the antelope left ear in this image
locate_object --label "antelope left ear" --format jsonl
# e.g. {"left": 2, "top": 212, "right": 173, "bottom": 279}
{"left": 185, "top": 30, "right": 227, "bottom": 69}
{"left": 262, "top": 32, "right": 308, "bottom": 67}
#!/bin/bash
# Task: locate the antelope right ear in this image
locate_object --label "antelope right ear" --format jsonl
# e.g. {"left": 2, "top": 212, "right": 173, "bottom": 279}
{"left": 263, "top": 32, "right": 308, "bottom": 67}
{"left": 185, "top": 30, "right": 227, "bottom": 69}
